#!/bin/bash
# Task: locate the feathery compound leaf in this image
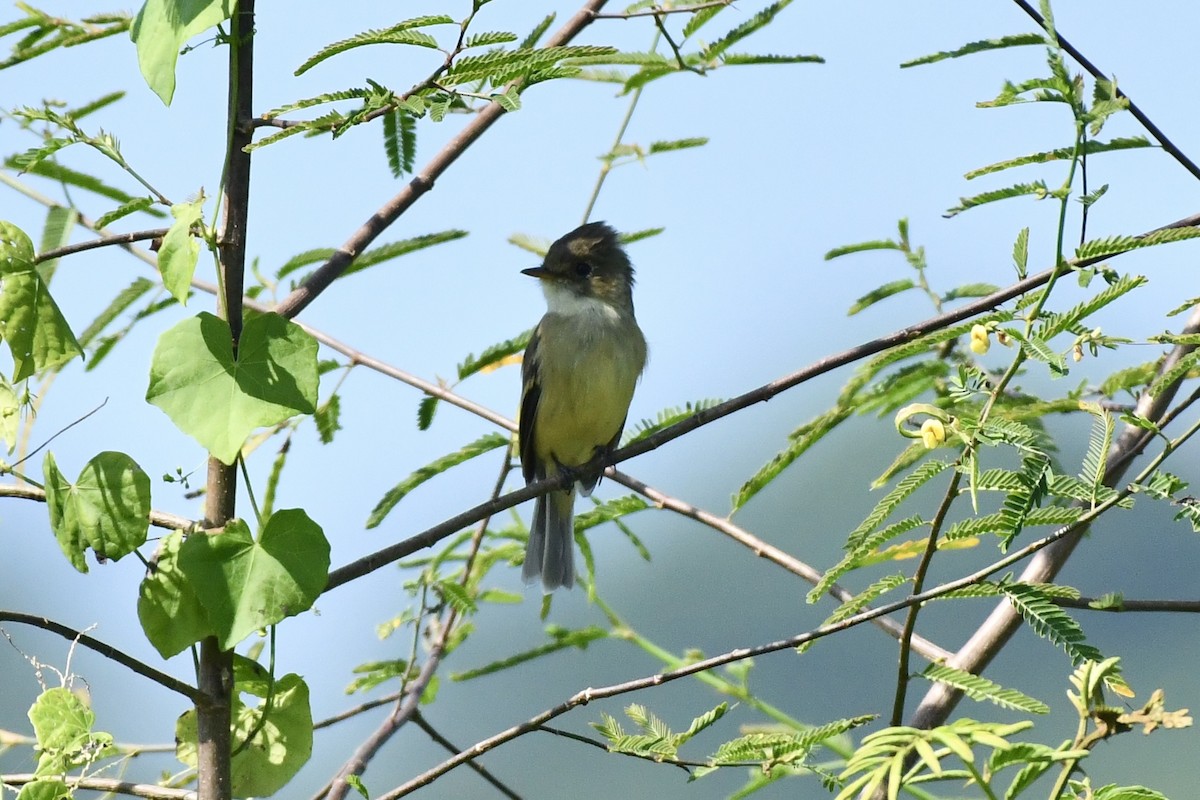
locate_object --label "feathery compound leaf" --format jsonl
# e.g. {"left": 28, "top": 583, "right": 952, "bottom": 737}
{"left": 446, "top": 45, "right": 616, "bottom": 85}
{"left": 623, "top": 398, "right": 722, "bottom": 444}
{"left": 900, "top": 32, "right": 1046, "bottom": 67}
{"left": 1013, "top": 226, "right": 1030, "bottom": 278}
{"left": 824, "top": 574, "right": 909, "bottom": 624}
{"left": 346, "top": 230, "right": 466, "bottom": 277}
{"left": 381, "top": 109, "right": 417, "bottom": 177}
{"left": 810, "top": 517, "right": 925, "bottom": 602}
{"left": 647, "top": 137, "right": 708, "bottom": 154}
{"left": 77, "top": 277, "right": 154, "bottom": 348}
{"left": 574, "top": 495, "right": 650, "bottom": 531}
{"left": 366, "top": 432, "right": 508, "bottom": 528}
{"left": 921, "top": 664, "right": 1049, "bottom": 714}
{"left": 848, "top": 279, "right": 915, "bottom": 316}
{"left": 964, "top": 136, "right": 1151, "bottom": 180}
{"left": 464, "top": 30, "right": 518, "bottom": 48}
{"left": 457, "top": 329, "right": 532, "bottom": 381}
{"left": 10, "top": 158, "right": 144, "bottom": 206}
{"left": 731, "top": 406, "right": 852, "bottom": 512}
{"left": 941, "top": 283, "right": 1001, "bottom": 302}
{"left": 682, "top": 4, "right": 725, "bottom": 38}
{"left": 295, "top": 16, "right": 452, "bottom": 75}
{"left": 845, "top": 459, "right": 950, "bottom": 550}
{"left": 94, "top": 196, "right": 161, "bottom": 229}
{"left": 1035, "top": 274, "right": 1146, "bottom": 339}
{"left": 1148, "top": 349, "right": 1200, "bottom": 399}
{"left": 944, "top": 181, "right": 1048, "bottom": 217}
{"left": 451, "top": 626, "right": 608, "bottom": 681}
{"left": 519, "top": 13, "right": 555, "bottom": 49}
{"left": 867, "top": 314, "right": 1013, "bottom": 371}
{"left": 701, "top": 0, "right": 793, "bottom": 61}
{"left": 721, "top": 52, "right": 824, "bottom": 66}
{"left": 1075, "top": 225, "right": 1200, "bottom": 261}
{"left": 1002, "top": 328, "right": 1067, "bottom": 376}
{"left": 617, "top": 227, "right": 664, "bottom": 245}
{"left": 1079, "top": 404, "right": 1113, "bottom": 505}
{"left": 997, "top": 451, "right": 1050, "bottom": 548}
{"left": 1001, "top": 582, "right": 1101, "bottom": 664}
{"left": 944, "top": 505, "right": 1081, "bottom": 541}
{"left": 824, "top": 238, "right": 902, "bottom": 259}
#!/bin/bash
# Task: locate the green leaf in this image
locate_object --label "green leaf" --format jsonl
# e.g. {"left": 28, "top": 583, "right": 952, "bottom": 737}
{"left": 846, "top": 459, "right": 950, "bottom": 549}
{"left": 94, "top": 196, "right": 159, "bottom": 229}
{"left": 732, "top": 406, "right": 851, "bottom": 512}
{"left": 944, "top": 181, "right": 1048, "bottom": 217}
{"left": 43, "top": 451, "right": 150, "bottom": 573}
{"left": 1092, "top": 786, "right": 1170, "bottom": 800}
{"left": 367, "top": 432, "right": 508, "bottom": 528}
{"left": 416, "top": 395, "right": 438, "bottom": 430}
{"left": 131, "top": 0, "right": 235, "bottom": 104}
{"left": 177, "top": 672, "right": 313, "bottom": 796}
{"left": 78, "top": 277, "right": 154, "bottom": 348}
{"left": 16, "top": 778, "right": 71, "bottom": 799}
{"left": 921, "top": 664, "right": 1049, "bottom": 713}
{"left": 721, "top": 52, "right": 824, "bottom": 66}
{"left": 848, "top": 279, "right": 915, "bottom": 315}
{"left": 701, "top": 0, "right": 793, "bottom": 61}
{"left": 158, "top": 195, "right": 204, "bottom": 304}
{"left": 0, "top": 221, "right": 83, "bottom": 381}
{"left": 36, "top": 206, "right": 77, "bottom": 284}
{"left": 964, "top": 136, "right": 1151, "bottom": 180}
{"left": 27, "top": 686, "right": 112, "bottom": 776}
{"left": 1012, "top": 226, "right": 1030, "bottom": 278}
{"left": 464, "top": 30, "right": 518, "bottom": 48}
{"left": 295, "top": 16, "right": 453, "bottom": 75}
{"left": 452, "top": 626, "right": 608, "bottom": 681}
{"left": 138, "top": 530, "right": 214, "bottom": 658}
{"left": 146, "top": 312, "right": 319, "bottom": 464}
{"left": 1075, "top": 225, "right": 1200, "bottom": 261}
{"left": 1001, "top": 582, "right": 1101, "bottom": 665}
{"left": 456, "top": 329, "right": 532, "bottom": 381}
{"left": 824, "top": 574, "right": 909, "bottom": 625}
{"left": 179, "top": 511, "right": 329, "bottom": 649}
{"left": 1079, "top": 404, "right": 1113, "bottom": 506}
{"left": 810, "top": 516, "right": 926, "bottom": 602}
{"left": 901, "top": 33, "right": 1047, "bottom": 67}
{"left": 623, "top": 398, "right": 723, "bottom": 445}
{"left": 382, "top": 109, "right": 418, "bottom": 177}
{"left": 0, "top": 378, "right": 19, "bottom": 453}
{"left": 314, "top": 393, "right": 341, "bottom": 444}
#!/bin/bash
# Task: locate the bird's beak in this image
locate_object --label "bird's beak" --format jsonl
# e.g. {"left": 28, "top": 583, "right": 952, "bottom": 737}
{"left": 521, "top": 266, "right": 551, "bottom": 279}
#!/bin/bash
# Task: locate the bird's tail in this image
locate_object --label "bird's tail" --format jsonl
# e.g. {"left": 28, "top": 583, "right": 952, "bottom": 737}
{"left": 523, "top": 487, "right": 576, "bottom": 591}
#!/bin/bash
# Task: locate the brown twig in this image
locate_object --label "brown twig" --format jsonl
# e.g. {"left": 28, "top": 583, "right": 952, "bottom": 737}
{"left": 323, "top": 207, "right": 1200, "bottom": 592}
{"left": 1012, "top": 0, "right": 1200, "bottom": 182}
{"left": 0, "top": 611, "right": 198, "bottom": 701}
{"left": 412, "top": 712, "right": 523, "bottom": 800}
{"left": 271, "top": 0, "right": 612, "bottom": 320}
{"left": 1050, "top": 596, "right": 1200, "bottom": 613}
{"left": 34, "top": 228, "right": 169, "bottom": 263}
{"left": 0, "top": 774, "right": 195, "bottom": 800}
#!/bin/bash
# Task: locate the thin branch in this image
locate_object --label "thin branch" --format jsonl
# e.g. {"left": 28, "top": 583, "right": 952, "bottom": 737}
{"left": 412, "top": 712, "right": 523, "bottom": 800}
{"left": 0, "top": 611, "right": 198, "bottom": 701}
{"left": 0, "top": 774, "right": 195, "bottom": 800}
{"left": 1011, "top": 0, "right": 1200, "bottom": 182}
{"left": 313, "top": 691, "right": 403, "bottom": 730}
{"left": 1051, "top": 596, "right": 1200, "bottom": 613}
{"left": 0, "top": 482, "right": 198, "bottom": 531}
{"left": 9, "top": 398, "right": 108, "bottom": 469}
{"left": 323, "top": 208, "right": 1200, "bottom": 592}
{"left": 271, "top": 0, "right": 612, "bottom": 320}
{"left": 536, "top": 725, "right": 691, "bottom": 772}
{"left": 592, "top": 0, "right": 734, "bottom": 19}
{"left": 375, "top": 454, "right": 1175, "bottom": 800}
{"left": 890, "top": 470, "right": 961, "bottom": 726}
{"left": 34, "top": 228, "right": 169, "bottom": 263}
{"left": 611, "top": 469, "right": 953, "bottom": 662}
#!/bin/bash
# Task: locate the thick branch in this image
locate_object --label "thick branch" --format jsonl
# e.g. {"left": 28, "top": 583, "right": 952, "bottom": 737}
{"left": 271, "top": 0, "right": 611, "bottom": 320}
{"left": 0, "top": 611, "right": 198, "bottom": 701}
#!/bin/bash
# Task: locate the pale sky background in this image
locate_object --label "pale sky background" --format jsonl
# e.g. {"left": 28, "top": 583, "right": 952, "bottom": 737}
{"left": 2, "top": 2, "right": 1199, "bottom": 798}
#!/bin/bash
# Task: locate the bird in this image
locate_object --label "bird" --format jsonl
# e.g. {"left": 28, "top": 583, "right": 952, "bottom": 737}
{"left": 519, "top": 222, "right": 648, "bottom": 591}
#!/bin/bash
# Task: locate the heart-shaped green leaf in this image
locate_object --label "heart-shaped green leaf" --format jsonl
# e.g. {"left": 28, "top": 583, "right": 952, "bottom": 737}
{"left": 0, "top": 221, "right": 82, "bottom": 381}
{"left": 137, "top": 530, "right": 215, "bottom": 658}
{"left": 146, "top": 311, "right": 318, "bottom": 464}
{"left": 43, "top": 451, "right": 151, "bottom": 573}
{"left": 178, "top": 510, "right": 329, "bottom": 649}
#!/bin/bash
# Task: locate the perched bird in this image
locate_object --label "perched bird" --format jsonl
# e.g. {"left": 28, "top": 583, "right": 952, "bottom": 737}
{"left": 519, "top": 222, "right": 648, "bottom": 591}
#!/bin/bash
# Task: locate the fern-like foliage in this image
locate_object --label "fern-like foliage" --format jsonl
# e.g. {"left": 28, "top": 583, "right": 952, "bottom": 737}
{"left": 921, "top": 664, "right": 1049, "bottom": 714}
{"left": 622, "top": 398, "right": 724, "bottom": 445}
{"left": 295, "top": 15, "right": 453, "bottom": 75}
{"left": 451, "top": 626, "right": 609, "bottom": 681}
{"left": 366, "top": 432, "right": 509, "bottom": 528}
{"left": 1001, "top": 582, "right": 1103, "bottom": 665}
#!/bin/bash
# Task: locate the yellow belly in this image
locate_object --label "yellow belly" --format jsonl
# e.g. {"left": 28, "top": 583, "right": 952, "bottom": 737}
{"left": 532, "top": 314, "right": 645, "bottom": 469}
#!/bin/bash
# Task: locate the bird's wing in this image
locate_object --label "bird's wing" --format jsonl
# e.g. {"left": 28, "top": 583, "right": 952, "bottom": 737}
{"left": 519, "top": 322, "right": 544, "bottom": 485}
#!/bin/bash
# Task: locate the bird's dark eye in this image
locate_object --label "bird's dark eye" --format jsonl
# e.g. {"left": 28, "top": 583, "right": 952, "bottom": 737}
{"left": 574, "top": 261, "right": 593, "bottom": 278}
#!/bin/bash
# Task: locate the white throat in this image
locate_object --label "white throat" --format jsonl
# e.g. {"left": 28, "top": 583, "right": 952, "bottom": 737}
{"left": 542, "top": 281, "right": 624, "bottom": 321}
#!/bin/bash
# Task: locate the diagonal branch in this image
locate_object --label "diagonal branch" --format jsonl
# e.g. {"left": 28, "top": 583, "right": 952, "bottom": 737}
{"left": 323, "top": 208, "right": 1200, "bottom": 591}
{"left": 271, "top": 0, "right": 612, "bottom": 320}
{"left": 0, "top": 774, "right": 195, "bottom": 800}
{"left": 0, "top": 611, "right": 198, "bottom": 701}
{"left": 1012, "top": 0, "right": 1200, "bottom": 182}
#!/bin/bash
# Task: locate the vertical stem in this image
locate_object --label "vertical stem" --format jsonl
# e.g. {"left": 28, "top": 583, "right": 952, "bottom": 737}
{"left": 196, "top": 3, "right": 255, "bottom": 800}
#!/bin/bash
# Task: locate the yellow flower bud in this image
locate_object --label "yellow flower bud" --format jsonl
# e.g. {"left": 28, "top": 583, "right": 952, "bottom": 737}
{"left": 969, "top": 324, "right": 990, "bottom": 355}
{"left": 920, "top": 418, "right": 946, "bottom": 449}
{"left": 1073, "top": 343, "right": 1084, "bottom": 362}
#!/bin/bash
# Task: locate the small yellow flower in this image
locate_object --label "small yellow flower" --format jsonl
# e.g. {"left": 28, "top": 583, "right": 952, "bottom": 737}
{"left": 920, "top": 418, "right": 946, "bottom": 449}
{"left": 969, "top": 324, "right": 990, "bottom": 355}
{"left": 1073, "top": 343, "right": 1084, "bottom": 362}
